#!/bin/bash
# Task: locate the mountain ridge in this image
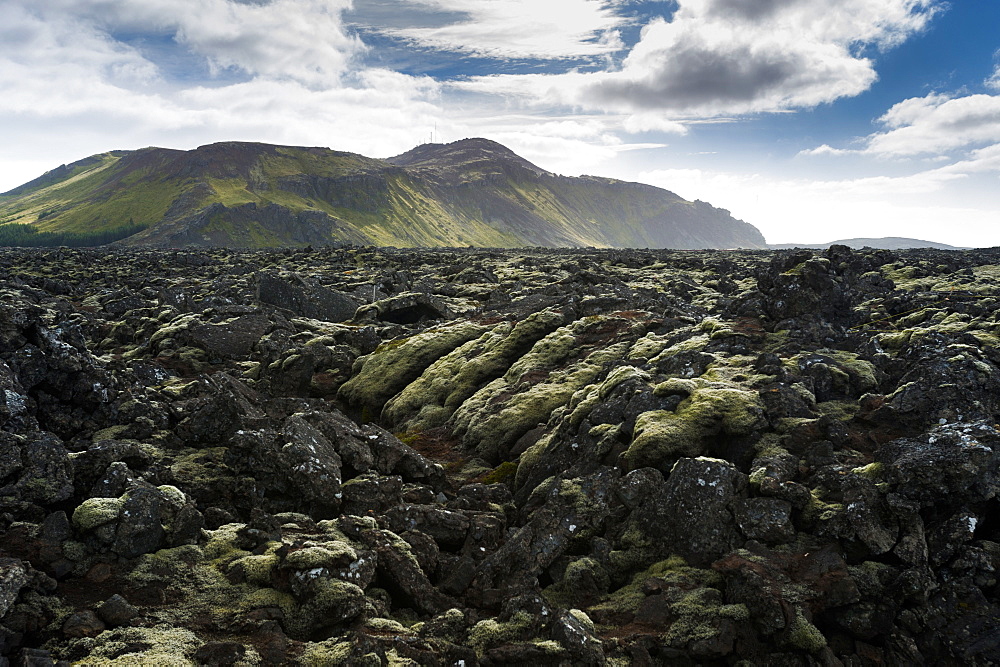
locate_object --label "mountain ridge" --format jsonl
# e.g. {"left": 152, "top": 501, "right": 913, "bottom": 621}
{"left": 0, "top": 138, "right": 766, "bottom": 249}
{"left": 769, "top": 237, "right": 968, "bottom": 251}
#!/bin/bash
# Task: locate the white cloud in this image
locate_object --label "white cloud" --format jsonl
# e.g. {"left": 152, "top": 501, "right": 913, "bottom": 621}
{"left": 376, "top": 0, "right": 626, "bottom": 59}
{"left": 799, "top": 89, "right": 1000, "bottom": 162}
{"left": 29, "top": 0, "right": 363, "bottom": 87}
{"left": 798, "top": 144, "right": 853, "bottom": 157}
{"left": 864, "top": 93, "right": 1000, "bottom": 156}
{"left": 987, "top": 53, "right": 1000, "bottom": 91}
{"left": 638, "top": 166, "right": 997, "bottom": 247}
{"left": 935, "top": 142, "right": 1000, "bottom": 175}
{"left": 623, "top": 113, "right": 690, "bottom": 134}
{"left": 453, "top": 0, "right": 942, "bottom": 117}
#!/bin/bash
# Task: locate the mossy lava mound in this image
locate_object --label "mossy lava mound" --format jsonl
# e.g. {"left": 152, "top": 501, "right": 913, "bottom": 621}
{"left": 1, "top": 243, "right": 1000, "bottom": 665}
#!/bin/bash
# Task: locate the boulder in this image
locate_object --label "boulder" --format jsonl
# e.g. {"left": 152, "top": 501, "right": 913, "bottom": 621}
{"left": 257, "top": 271, "right": 358, "bottom": 322}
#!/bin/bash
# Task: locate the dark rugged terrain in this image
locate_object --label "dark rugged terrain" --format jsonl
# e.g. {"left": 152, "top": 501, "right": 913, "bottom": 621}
{"left": 0, "top": 139, "right": 764, "bottom": 250}
{"left": 1, "top": 243, "right": 999, "bottom": 665}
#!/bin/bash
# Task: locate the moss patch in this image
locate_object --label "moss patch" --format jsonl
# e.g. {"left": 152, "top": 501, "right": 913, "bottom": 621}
{"left": 338, "top": 322, "right": 486, "bottom": 416}
{"left": 72, "top": 496, "right": 125, "bottom": 532}
{"left": 383, "top": 309, "right": 565, "bottom": 431}
{"left": 625, "top": 386, "right": 765, "bottom": 470}
{"left": 467, "top": 610, "right": 534, "bottom": 655}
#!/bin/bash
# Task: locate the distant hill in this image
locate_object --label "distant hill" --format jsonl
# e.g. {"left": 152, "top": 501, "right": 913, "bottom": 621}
{"left": 769, "top": 237, "right": 966, "bottom": 251}
{"left": 0, "top": 138, "right": 766, "bottom": 249}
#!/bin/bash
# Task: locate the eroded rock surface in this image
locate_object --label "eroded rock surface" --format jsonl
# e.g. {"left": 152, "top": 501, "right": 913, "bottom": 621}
{"left": 1, "top": 244, "right": 999, "bottom": 665}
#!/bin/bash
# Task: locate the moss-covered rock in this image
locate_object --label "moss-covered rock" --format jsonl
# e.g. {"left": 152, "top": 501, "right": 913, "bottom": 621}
{"left": 625, "top": 386, "right": 766, "bottom": 470}
{"left": 382, "top": 309, "right": 566, "bottom": 431}
{"left": 338, "top": 321, "right": 486, "bottom": 417}
{"left": 786, "top": 608, "right": 827, "bottom": 652}
{"left": 450, "top": 326, "right": 632, "bottom": 461}
{"left": 72, "top": 496, "right": 125, "bottom": 532}
{"left": 466, "top": 610, "right": 535, "bottom": 655}
{"left": 68, "top": 625, "right": 207, "bottom": 666}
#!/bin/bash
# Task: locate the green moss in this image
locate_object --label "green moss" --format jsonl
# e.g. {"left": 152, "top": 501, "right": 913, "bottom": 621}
{"left": 543, "top": 557, "right": 610, "bottom": 608}
{"left": 589, "top": 556, "right": 722, "bottom": 622}
{"left": 381, "top": 530, "right": 421, "bottom": 569}
{"left": 338, "top": 322, "right": 486, "bottom": 414}
{"left": 719, "top": 603, "right": 750, "bottom": 621}
{"left": 385, "top": 648, "right": 421, "bottom": 666}
{"left": 483, "top": 460, "right": 518, "bottom": 485}
{"left": 625, "top": 387, "right": 765, "bottom": 470}
{"left": 240, "top": 587, "right": 297, "bottom": 618}
{"left": 513, "top": 431, "right": 556, "bottom": 489}
{"left": 300, "top": 640, "right": 353, "bottom": 666}
{"left": 803, "top": 489, "right": 844, "bottom": 525}
{"left": 653, "top": 377, "right": 701, "bottom": 397}
{"left": 283, "top": 542, "right": 357, "bottom": 570}
{"left": 619, "top": 521, "right": 655, "bottom": 550}
{"left": 851, "top": 462, "right": 884, "bottom": 479}
{"left": 815, "top": 400, "right": 859, "bottom": 421}
{"left": 467, "top": 610, "right": 534, "bottom": 655}
{"left": 699, "top": 354, "right": 773, "bottom": 386}
{"left": 62, "top": 540, "right": 87, "bottom": 562}
{"left": 569, "top": 608, "right": 596, "bottom": 633}
{"left": 815, "top": 349, "right": 878, "bottom": 392}
{"left": 203, "top": 523, "right": 249, "bottom": 561}
{"left": 169, "top": 447, "right": 231, "bottom": 493}
{"left": 127, "top": 544, "right": 205, "bottom": 588}
{"left": 156, "top": 378, "right": 201, "bottom": 399}
{"left": 504, "top": 328, "right": 579, "bottom": 380}
{"left": 662, "top": 588, "right": 735, "bottom": 648}
{"left": 91, "top": 424, "right": 130, "bottom": 441}
{"left": 231, "top": 546, "right": 282, "bottom": 586}
{"left": 383, "top": 310, "right": 566, "bottom": 431}
{"left": 452, "top": 338, "right": 631, "bottom": 462}
{"left": 72, "top": 496, "right": 124, "bottom": 532}
{"left": 787, "top": 608, "right": 827, "bottom": 652}
{"left": 628, "top": 333, "right": 673, "bottom": 361}
{"left": 69, "top": 625, "right": 203, "bottom": 665}
{"left": 156, "top": 485, "right": 187, "bottom": 507}
{"left": 282, "top": 578, "right": 367, "bottom": 638}
{"left": 648, "top": 334, "right": 711, "bottom": 363}
{"left": 365, "top": 617, "right": 411, "bottom": 634}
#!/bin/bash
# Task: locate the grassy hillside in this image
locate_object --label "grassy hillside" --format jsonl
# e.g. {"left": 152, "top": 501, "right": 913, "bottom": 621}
{"left": 0, "top": 139, "right": 766, "bottom": 249}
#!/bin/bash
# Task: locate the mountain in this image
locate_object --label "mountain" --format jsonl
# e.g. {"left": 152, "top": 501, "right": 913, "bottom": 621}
{"left": 0, "top": 138, "right": 766, "bottom": 249}
{"left": 769, "top": 237, "right": 966, "bottom": 250}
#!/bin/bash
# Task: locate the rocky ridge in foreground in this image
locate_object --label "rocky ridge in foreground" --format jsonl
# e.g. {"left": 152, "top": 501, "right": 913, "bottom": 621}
{"left": 1, "top": 244, "right": 999, "bottom": 665}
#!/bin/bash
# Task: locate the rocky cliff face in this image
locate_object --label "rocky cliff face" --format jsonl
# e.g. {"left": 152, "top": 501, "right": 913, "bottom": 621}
{"left": 1, "top": 244, "right": 998, "bottom": 664}
{"left": 0, "top": 139, "right": 765, "bottom": 250}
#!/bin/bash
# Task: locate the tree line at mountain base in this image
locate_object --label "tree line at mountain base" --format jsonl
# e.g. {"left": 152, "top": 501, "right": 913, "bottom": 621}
{"left": 0, "top": 221, "right": 146, "bottom": 248}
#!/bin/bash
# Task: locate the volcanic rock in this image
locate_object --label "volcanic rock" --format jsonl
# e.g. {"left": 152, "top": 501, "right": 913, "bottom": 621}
{"left": 0, "top": 243, "right": 998, "bottom": 665}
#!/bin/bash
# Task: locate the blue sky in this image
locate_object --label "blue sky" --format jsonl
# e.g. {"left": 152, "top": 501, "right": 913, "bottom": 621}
{"left": 1, "top": 0, "right": 998, "bottom": 246}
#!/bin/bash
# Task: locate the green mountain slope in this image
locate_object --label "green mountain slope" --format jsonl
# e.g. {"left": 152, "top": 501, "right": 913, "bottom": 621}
{"left": 0, "top": 139, "right": 766, "bottom": 249}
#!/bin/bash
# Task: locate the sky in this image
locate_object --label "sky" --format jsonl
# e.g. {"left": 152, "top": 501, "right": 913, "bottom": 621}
{"left": 1, "top": 0, "right": 998, "bottom": 247}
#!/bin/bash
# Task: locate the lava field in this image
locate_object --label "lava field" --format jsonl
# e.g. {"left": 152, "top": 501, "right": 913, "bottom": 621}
{"left": 2, "top": 244, "right": 1000, "bottom": 665}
